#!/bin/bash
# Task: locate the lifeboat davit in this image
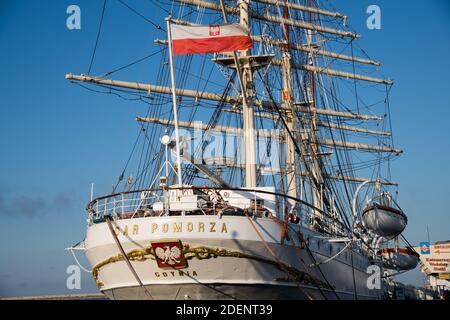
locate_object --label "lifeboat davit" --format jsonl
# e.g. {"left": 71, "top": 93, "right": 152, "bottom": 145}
{"left": 377, "top": 248, "right": 420, "bottom": 271}
{"left": 362, "top": 203, "right": 407, "bottom": 238}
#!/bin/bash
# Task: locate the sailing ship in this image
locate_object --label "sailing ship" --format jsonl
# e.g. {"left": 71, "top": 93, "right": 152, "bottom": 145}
{"left": 66, "top": 0, "right": 416, "bottom": 300}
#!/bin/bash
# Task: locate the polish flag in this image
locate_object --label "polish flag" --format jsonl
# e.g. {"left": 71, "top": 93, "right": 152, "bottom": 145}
{"left": 171, "top": 23, "right": 253, "bottom": 56}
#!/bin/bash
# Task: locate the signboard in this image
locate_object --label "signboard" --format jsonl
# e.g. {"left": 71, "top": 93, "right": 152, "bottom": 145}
{"left": 416, "top": 242, "right": 450, "bottom": 275}
{"left": 438, "top": 273, "right": 450, "bottom": 280}
{"left": 420, "top": 241, "right": 430, "bottom": 254}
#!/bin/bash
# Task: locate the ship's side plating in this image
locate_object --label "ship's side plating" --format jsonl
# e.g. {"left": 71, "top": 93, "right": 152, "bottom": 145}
{"left": 85, "top": 215, "right": 380, "bottom": 300}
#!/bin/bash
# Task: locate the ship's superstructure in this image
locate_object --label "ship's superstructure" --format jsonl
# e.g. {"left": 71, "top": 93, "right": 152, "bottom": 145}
{"left": 66, "top": 0, "right": 417, "bottom": 300}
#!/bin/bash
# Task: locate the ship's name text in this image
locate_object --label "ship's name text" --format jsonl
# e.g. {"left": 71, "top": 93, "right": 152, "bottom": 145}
{"left": 115, "top": 222, "right": 228, "bottom": 236}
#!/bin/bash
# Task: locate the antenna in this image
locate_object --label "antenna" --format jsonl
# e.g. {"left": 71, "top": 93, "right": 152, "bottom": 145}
{"left": 90, "top": 183, "right": 94, "bottom": 201}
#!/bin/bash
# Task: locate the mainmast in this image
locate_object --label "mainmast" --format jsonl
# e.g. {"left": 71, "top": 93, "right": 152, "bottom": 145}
{"left": 239, "top": 0, "right": 257, "bottom": 188}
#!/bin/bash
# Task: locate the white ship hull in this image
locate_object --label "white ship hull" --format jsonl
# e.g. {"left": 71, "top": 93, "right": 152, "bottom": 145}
{"left": 85, "top": 215, "right": 381, "bottom": 300}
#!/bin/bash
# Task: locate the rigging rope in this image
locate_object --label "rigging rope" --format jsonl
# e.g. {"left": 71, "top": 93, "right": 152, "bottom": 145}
{"left": 102, "top": 49, "right": 164, "bottom": 78}
{"left": 118, "top": 0, "right": 165, "bottom": 32}
{"left": 309, "top": 239, "right": 351, "bottom": 267}
{"left": 88, "top": 0, "right": 107, "bottom": 74}
{"left": 68, "top": 247, "right": 92, "bottom": 273}
{"left": 105, "top": 215, "right": 154, "bottom": 299}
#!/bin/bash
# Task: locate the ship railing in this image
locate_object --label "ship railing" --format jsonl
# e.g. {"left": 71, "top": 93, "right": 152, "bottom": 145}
{"left": 87, "top": 191, "right": 161, "bottom": 223}
{"left": 86, "top": 186, "right": 321, "bottom": 226}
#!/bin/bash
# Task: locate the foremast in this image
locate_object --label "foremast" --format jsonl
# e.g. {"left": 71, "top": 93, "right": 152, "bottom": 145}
{"left": 237, "top": 0, "right": 257, "bottom": 188}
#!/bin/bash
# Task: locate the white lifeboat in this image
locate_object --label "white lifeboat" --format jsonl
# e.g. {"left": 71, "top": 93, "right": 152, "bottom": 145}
{"left": 377, "top": 248, "right": 420, "bottom": 271}
{"left": 362, "top": 203, "right": 407, "bottom": 238}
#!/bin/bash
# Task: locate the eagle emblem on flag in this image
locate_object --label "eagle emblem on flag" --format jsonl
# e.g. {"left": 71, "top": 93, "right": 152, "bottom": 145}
{"left": 209, "top": 25, "right": 221, "bottom": 36}
{"left": 151, "top": 240, "right": 187, "bottom": 269}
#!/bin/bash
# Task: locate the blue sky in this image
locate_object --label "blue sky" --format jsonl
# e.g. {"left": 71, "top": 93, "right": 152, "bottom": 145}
{"left": 0, "top": 0, "right": 449, "bottom": 297}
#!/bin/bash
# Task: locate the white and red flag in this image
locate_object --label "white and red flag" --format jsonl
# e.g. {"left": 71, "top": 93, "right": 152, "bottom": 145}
{"left": 171, "top": 23, "right": 253, "bottom": 56}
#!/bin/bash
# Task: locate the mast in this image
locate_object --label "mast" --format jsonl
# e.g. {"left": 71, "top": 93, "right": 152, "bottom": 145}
{"left": 280, "top": 1, "right": 297, "bottom": 207}
{"left": 306, "top": 0, "right": 324, "bottom": 224}
{"left": 165, "top": 17, "right": 183, "bottom": 187}
{"left": 308, "top": 0, "right": 316, "bottom": 128}
{"left": 239, "top": 0, "right": 257, "bottom": 188}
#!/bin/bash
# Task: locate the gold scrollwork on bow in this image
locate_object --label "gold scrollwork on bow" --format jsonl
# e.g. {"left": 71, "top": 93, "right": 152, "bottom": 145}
{"left": 92, "top": 244, "right": 324, "bottom": 288}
